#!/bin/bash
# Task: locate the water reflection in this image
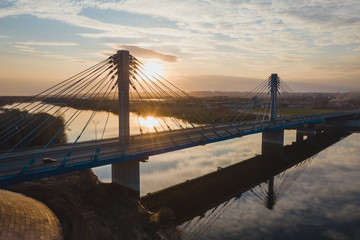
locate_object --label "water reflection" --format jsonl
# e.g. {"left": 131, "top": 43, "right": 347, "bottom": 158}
{"left": 140, "top": 131, "right": 350, "bottom": 222}
{"left": 173, "top": 132, "right": 360, "bottom": 240}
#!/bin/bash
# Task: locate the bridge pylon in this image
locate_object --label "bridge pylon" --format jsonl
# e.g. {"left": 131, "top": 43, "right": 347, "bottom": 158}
{"left": 265, "top": 176, "right": 276, "bottom": 210}
{"left": 111, "top": 50, "right": 139, "bottom": 194}
{"left": 269, "top": 73, "right": 278, "bottom": 121}
{"left": 117, "top": 50, "right": 130, "bottom": 146}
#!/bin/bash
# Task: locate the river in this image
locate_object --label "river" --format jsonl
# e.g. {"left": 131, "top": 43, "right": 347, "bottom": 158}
{"left": 3, "top": 103, "right": 360, "bottom": 239}
{"left": 174, "top": 133, "right": 360, "bottom": 240}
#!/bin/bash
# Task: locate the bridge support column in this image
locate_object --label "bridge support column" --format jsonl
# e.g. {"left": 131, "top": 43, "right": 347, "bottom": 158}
{"left": 297, "top": 124, "right": 316, "bottom": 142}
{"left": 296, "top": 126, "right": 304, "bottom": 142}
{"left": 296, "top": 124, "right": 316, "bottom": 142}
{"left": 307, "top": 124, "right": 316, "bottom": 141}
{"left": 112, "top": 160, "right": 139, "bottom": 193}
{"left": 262, "top": 130, "right": 284, "bottom": 157}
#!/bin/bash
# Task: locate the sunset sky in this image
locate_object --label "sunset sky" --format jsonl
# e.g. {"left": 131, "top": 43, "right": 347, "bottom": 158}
{"left": 0, "top": 0, "right": 359, "bottom": 95}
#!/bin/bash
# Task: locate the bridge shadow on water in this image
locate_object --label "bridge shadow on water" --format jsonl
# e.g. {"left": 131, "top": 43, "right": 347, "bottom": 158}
{"left": 139, "top": 130, "right": 351, "bottom": 227}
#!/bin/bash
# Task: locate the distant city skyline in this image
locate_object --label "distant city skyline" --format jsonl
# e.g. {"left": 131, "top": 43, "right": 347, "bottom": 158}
{"left": 0, "top": 0, "right": 359, "bottom": 95}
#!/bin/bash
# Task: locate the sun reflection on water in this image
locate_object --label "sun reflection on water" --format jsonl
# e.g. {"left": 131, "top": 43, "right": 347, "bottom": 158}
{"left": 138, "top": 116, "right": 160, "bottom": 130}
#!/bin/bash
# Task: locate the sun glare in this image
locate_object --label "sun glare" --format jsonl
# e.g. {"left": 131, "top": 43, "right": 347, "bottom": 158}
{"left": 143, "top": 61, "right": 164, "bottom": 76}
{"left": 138, "top": 116, "right": 160, "bottom": 129}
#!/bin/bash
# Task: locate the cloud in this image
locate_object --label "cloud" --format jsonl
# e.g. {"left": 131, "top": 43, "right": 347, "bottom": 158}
{"left": 13, "top": 44, "right": 35, "bottom": 52}
{"left": 17, "top": 41, "right": 78, "bottom": 46}
{"left": 0, "top": 0, "right": 359, "bottom": 92}
{"left": 2, "top": 1, "right": 359, "bottom": 57}
{"left": 117, "top": 45, "right": 178, "bottom": 62}
{"left": 11, "top": 43, "right": 89, "bottom": 65}
{"left": 0, "top": 35, "right": 9, "bottom": 39}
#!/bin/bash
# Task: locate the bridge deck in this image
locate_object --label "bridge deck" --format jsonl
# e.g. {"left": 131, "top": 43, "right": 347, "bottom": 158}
{"left": 0, "top": 111, "right": 358, "bottom": 186}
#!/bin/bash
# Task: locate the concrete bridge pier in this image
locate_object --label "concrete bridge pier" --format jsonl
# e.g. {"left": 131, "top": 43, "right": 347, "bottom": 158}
{"left": 112, "top": 160, "right": 140, "bottom": 193}
{"left": 262, "top": 130, "right": 284, "bottom": 157}
{"left": 296, "top": 124, "right": 316, "bottom": 142}
{"left": 296, "top": 126, "right": 304, "bottom": 142}
{"left": 306, "top": 124, "right": 316, "bottom": 142}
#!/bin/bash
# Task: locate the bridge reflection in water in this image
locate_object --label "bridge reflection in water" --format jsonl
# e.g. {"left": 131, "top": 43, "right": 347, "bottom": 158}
{"left": 140, "top": 130, "right": 351, "bottom": 228}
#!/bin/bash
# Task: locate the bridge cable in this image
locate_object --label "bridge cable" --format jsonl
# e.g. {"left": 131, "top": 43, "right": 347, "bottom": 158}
{"left": 132, "top": 63, "right": 209, "bottom": 128}
{"left": 0, "top": 61, "right": 112, "bottom": 137}
{"left": 133, "top": 57, "right": 215, "bottom": 127}
{"left": 93, "top": 85, "right": 119, "bottom": 161}
{"left": 20, "top": 69, "right": 117, "bottom": 171}
{"left": 0, "top": 58, "right": 111, "bottom": 127}
{"left": 0, "top": 61, "right": 113, "bottom": 141}
{"left": 0, "top": 63, "right": 116, "bottom": 161}
{"left": 59, "top": 74, "right": 117, "bottom": 167}
{"left": 21, "top": 68, "right": 117, "bottom": 149}
{"left": 129, "top": 72, "right": 180, "bottom": 145}
{"left": 14, "top": 64, "right": 116, "bottom": 149}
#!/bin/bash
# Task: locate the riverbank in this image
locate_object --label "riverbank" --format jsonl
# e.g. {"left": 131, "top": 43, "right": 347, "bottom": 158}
{"left": 5, "top": 170, "right": 162, "bottom": 240}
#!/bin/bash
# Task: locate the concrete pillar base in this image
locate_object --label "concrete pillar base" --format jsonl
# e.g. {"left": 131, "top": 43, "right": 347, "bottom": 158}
{"left": 296, "top": 126, "right": 304, "bottom": 142}
{"left": 112, "top": 160, "right": 139, "bottom": 194}
{"left": 296, "top": 124, "right": 317, "bottom": 143}
{"left": 262, "top": 130, "right": 284, "bottom": 157}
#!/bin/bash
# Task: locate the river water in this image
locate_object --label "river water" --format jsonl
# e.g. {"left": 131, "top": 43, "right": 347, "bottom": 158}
{"left": 4, "top": 103, "right": 360, "bottom": 239}
{"left": 175, "top": 133, "right": 360, "bottom": 240}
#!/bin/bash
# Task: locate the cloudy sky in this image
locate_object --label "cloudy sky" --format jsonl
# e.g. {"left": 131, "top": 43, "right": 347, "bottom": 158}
{"left": 0, "top": 0, "right": 359, "bottom": 95}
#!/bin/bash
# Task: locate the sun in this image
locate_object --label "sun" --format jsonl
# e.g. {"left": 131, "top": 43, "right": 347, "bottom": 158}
{"left": 143, "top": 61, "right": 164, "bottom": 76}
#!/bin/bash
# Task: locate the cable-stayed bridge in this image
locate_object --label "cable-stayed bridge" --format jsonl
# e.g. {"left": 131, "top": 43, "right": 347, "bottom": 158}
{"left": 0, "top": 50, "right": 359, "bottom": 190}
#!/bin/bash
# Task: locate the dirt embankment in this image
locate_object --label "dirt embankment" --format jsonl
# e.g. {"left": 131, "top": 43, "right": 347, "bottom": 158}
{"left": 5, "top": 170, "right": 161, "bottom": 240}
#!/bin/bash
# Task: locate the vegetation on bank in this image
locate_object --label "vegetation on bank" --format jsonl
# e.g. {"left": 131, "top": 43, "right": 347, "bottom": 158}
{"left": 40, "top": 96, "right": 219, "bottom": 124}
{"left": 0, "top": 109, "right": 67, "bottom": 150}
{"left": 0, "top": 96, "right": 33, "bottom": 107}
{"left": 2, "top": 92, "right": 359, "bottom": 127}
{"left": 40, "top": 95, "right": 349, "bottom": 125}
